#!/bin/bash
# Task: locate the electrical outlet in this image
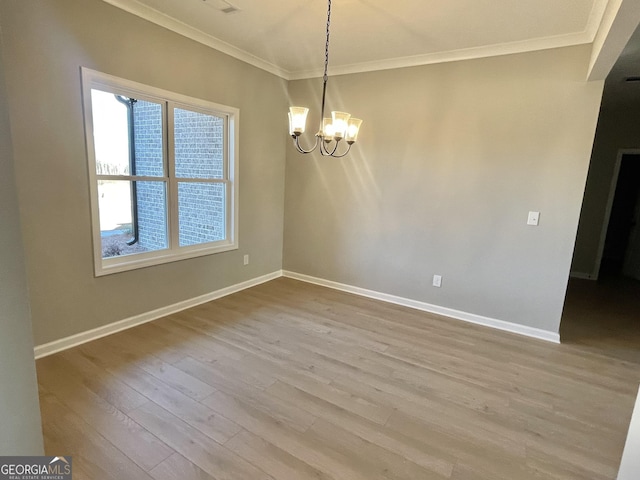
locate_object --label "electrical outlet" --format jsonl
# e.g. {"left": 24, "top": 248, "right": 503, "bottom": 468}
{"left": 527, "top": 211, "right": 540, "bottom": 226}
{"left": 243, "top": 254, "right": 249, "bottom": 265}
{"left": 433, "top": 275, "right": 442, "bottom": 288}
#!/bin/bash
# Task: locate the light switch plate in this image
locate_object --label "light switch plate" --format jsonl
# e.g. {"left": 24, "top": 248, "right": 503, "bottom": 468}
{"left": 527, "top": 211, "right": 540, "bottom": 226}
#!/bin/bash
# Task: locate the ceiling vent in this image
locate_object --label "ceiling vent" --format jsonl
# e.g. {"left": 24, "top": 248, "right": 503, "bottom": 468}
{"left": 201, "top": 0, "right": 240, "bottom": 14}
{"left": 221, "top": 5, "right": 239, "bottom": 14}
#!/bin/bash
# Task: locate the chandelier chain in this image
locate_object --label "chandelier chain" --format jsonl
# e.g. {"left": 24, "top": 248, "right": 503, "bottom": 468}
{"left": 320, "top": 0, "right": 332, "bottom": 120}
{"left": 324, "top": 0, "right": 331, "bottom": 83}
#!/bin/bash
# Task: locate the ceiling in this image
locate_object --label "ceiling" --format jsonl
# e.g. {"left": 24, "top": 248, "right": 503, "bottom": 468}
{"left": 602, "top": 21, "right": 640, "bottom": 107}
{"left": 103, "top": 0, "right": 612, "bottom": 79}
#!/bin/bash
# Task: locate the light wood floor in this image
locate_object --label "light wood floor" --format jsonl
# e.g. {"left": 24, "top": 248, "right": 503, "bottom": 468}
{"left": 37, "top": 277, "right": 640, "bottom": 480}
{"left": 561, "top": 276, "right": 640, "bottom": 363}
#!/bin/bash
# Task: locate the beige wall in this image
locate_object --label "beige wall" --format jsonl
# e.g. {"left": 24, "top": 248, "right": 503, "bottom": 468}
{"left": 284, "top": 46, "right": 603, "bottom": 334}
{"left": 0, "top": 0, "right": 288, "bottom": 346}
{"left": 0, "top": 41, "right": 43, "bottom": 454}
{"left": 571, "top": 99, "right": 640, "bottom": 277}
{"left": 0, "top": 0, "right": 604, "bottom": 348}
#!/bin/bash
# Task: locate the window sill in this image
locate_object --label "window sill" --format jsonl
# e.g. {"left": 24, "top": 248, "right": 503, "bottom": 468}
{"left": 95, "top": 241, "right": 238, "bottom": 277}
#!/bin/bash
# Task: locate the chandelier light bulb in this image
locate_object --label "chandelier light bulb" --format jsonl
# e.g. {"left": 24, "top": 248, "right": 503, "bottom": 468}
{"left": 322, "top": 117, "right": 335, "bottom": 140}
{"left": 331, "top": 111, "right": 350, "bottom": 139}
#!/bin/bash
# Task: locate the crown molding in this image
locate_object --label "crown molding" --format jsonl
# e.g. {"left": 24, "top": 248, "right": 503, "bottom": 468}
{"left": 587, "top": 0, "right": 615, "bottom": 41}
{"left": 100, "top": 0, "right": 292, "bottom": 79}
{"left": 101, "top": 0, "right": 610, "bottom": 81}
{"left": 588, "top": 0, "right": 640, "bottom": 80}
{"left": 289, "top": 31, "right": 595, "bottom": 80}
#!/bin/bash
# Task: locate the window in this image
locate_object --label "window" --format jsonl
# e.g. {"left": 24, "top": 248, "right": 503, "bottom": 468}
{"left": 81, "top": 68, "right": 239, "bottom": 276}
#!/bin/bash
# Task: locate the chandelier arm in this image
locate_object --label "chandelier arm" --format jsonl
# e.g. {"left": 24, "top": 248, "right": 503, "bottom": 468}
{"left": 332, "top": 142, "right": 352, "bottom": 158}
{"left": 321, "top": 140, "right": 352, "bottom": 158}
{"left": 320, "top": 139, "right": 339, "bottom": 156}
{"left": 293, "top": 134, "right": 321, "bottom": 154}
{"left": 319, "top": 139, "right": 351, "bottom": 158}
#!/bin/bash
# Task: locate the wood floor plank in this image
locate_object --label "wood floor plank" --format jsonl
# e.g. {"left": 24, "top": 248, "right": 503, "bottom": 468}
{"left": 36, "top": 277, "right": 640, "bottom": 480}
{"left": 523, "top": 447, "right": 614, "bottom": 480}
{"left": 173, "top": 356, "right": 273, "bottom": 397}
{"left": 62, "top": 341, "right": 242, "bottom": 445}
{"left": 40, "top": 350, "right": 149, "bottom": 414}
{"left": 129, "top": 401, "right": 273, "bottom": 480}
{"left": 201, "top": 389, "right": 382, "bottom": 480}
{"left": 136, "top": 356, "right": 217, "bottom": 401}
{"left": 146, "top": 320, "right": 247, "bottom": 362}
{"left": 269, "top": 343, "right": 536, "bottom": 462}
{"left": 39, "top": 391, "right": 156, "bottom": 480}
{"left": 39, "top": 388, "right": 112, "bottom": 480}
{"left": 182, "top": 357, "right": 317, "bottom": 433}
{"left": 149, "top": 453, "right": 219, "bottom": 480}
{"left": 247, "top": 362, "right": 394, "bottom": 425}
{"left": 77, "top": 331, "right": 217, "bottom": 402}
{"left": 265, "top": 379, "right": 457, "bottom": 478}
{"left": 37, "top": 357, "right": 173, "bottom": 471}
{"left": 306, "top": 417, "right": 452, "bottom": 480}
{"left": 109, "top": 362, "right": 242, "bottom": 445}
{"left": 225, "top": 429, "right": 333, "bottom": 480}
{"left": 118, "top": 325, "right": 189, "bottom": 364}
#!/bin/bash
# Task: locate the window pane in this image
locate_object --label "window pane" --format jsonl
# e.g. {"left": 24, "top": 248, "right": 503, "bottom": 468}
{"left": 133, "top": 100, "right": 164, "bottom": 177}
{"left": 92, "top": 90, "right": 130, "bottom": 175}
{"left": 136, "top": 181, "right": 169, "bottom": 251}
{"left": 91, "top": 91, "right": 164, "bottom": 177}
{"left": 174, "top": 108, "right": 224, "bottom": 179}
{"left": 99, "top": 180, "right": 168, "bottom": 258}
{"left": 178, "top": 182, "right": 225, "bottom": 246}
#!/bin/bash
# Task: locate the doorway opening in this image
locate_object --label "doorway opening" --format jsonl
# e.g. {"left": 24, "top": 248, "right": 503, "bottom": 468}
{"left": 561, "top": 152, "right": 640, "bottom": 360}
{"left": 599, "top": 153, "right": 640, "bottom": 280}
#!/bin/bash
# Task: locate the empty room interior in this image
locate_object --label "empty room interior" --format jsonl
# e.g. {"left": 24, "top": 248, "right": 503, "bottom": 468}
{"left": 2, "top": 0, "right": 640, "bottom": 479}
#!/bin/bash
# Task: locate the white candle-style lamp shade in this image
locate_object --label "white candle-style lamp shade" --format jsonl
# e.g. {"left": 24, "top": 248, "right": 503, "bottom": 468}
{"left": 345, "top": 118, "right": 363, "bottom": 143}
{"left": 289, "top": 107, "right": 309, "bottom": 135}
{"left": 331, "top": 111, "right": 351, "bottom": 139}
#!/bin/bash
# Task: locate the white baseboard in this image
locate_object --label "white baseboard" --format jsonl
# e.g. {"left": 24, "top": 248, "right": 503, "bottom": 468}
{"left": 283, "top": 270, "right": 560, "bottom": 344}
{"left": 34, "top": 270, "right": 283, "bottom": 359}
{"left": 34, "top": 267, "right": 561, "bottom": 359}
{"left": 570, "top": 271, "right": 597, "bottom": 280}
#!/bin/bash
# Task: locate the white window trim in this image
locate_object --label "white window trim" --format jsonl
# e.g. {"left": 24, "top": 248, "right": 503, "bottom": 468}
{"left": 81, "top": 67, "right": 239, "bottom": 276}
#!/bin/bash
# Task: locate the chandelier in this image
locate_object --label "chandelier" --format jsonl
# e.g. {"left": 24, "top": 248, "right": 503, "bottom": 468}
{"left": 288, "top": 0, "right": 362, "bottom": 158}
